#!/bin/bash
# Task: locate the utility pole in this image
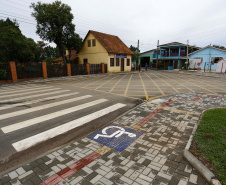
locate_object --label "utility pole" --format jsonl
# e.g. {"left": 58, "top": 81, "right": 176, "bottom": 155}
{"left": 186, "top": 40, "right": 189, "bottom": 70}
{"left": 137, "top": 39, "right": 139, "bottom": 70}
{"left": 156, "top": 40, "right": 159, "bottom": 69}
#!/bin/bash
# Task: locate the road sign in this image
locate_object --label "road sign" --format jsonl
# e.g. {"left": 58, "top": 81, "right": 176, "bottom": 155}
{"left": 87, "top": 123, "right": 143, "bottom": 152}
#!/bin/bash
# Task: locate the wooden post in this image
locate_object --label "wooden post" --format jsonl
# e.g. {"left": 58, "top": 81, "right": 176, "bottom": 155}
{"left": 86, "top": 63, "right": 90, "bottom": 75}
{"left": 42, "top": 61, "right": 48, "bottom": 79}
{"left": 9, "top": 61, "right": 17, "bottom": 82}
{"left": 101, "top": 63, "right": 105, "bottom": 73}
{"left": 204, "top": 63, "right": 206, "bottom": 72}
{"left": 67, "top": 63, "right": 71, "bottom": 76}
{"left": 221, "top": 63, "right": 223, "bottom": 73}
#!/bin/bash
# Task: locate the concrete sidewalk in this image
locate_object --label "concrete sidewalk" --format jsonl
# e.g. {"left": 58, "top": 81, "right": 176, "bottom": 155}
{"left": 1, "top": 93, "right": 226, "bottom": 185}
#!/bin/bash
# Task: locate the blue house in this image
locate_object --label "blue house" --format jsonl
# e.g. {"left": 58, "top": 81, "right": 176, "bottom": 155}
{"left": 189, "top": 46, "right": 226, "bottom": 71}
{"left": 140, "top": 42, "right": 200, "bottom": 69}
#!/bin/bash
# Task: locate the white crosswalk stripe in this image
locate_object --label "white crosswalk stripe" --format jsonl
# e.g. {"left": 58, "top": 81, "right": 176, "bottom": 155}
{"left": 0, "top": 87, "right": 62, "bottom": 100}
{"left": 0, "top": 86, "right": 53, "bottom": 96}
{"left": 0, "top": 85, "right": 49, "bottom": 92}
{"left": 2, "top": 98, "right": 107, "bottom": 133}
{"left": 0, "top": 92, "right": 79, "bottom": 111}
{"left": 0, "top": 89, "right": 70, "bottom": 103}
{"left": 0, "top": 84, "right": 127, "bottom": 154}
{"left": 0, "top": 95, "right": 92, "bottom": 121}
{"left": 12, "top": 103, "right": 126, "bottom": 152}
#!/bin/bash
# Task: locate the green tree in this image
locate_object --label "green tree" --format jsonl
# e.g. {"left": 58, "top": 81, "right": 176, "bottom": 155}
{"left": 0, "top": 18, "right": 39, "bottom": 63}
{"left": 129, "top": 45, "right": 140, "bottom": 66}
{"left": 213, "top": 45, "right": 226, "bottom": 50}
{"left": 66, "top": 33, "right": 83, "bottom": 61}
{"left": 30, "top": 0, "right": 75, "bottom": 63}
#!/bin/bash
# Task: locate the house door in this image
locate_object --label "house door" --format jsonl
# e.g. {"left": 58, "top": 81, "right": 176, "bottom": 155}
{"left": 121, "top": 59, "right": 124, "bottom": 71}
{"left": 174, "top": 60, "right": 178, "bottom": 69}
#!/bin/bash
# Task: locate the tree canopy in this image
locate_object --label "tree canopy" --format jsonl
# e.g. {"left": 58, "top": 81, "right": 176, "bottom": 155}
{"left": 213, "top": 45, "right": 226, "bottom": 50}
{"left": 30, "top": 0, "right": 81, "bottom": 63}
{"left": 0, "top": 18, "right": 39, "bottom": 63}
{"left": 129, "top": 45, "right": 140, "bottom": 65}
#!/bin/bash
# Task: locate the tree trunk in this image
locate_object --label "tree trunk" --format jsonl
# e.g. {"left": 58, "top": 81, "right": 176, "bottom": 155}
{"left": 58, "top": 44, "right": 66, "bottom": 63}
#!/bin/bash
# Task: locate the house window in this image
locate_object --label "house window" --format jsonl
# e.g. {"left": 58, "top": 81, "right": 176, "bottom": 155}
{"left": 127, "top": 59, "right": 130, "bottom": 66}
{"left": 92, "top": 39, "right": 96, "bottom": 46}
{"left": 116, "top": 58, "right": 119, "bottom": 66}
{"left": 110, "top": 58, "right": 114, "bottom": 67}
{"left": 88, "top": 40, "right": 91, "bottom": 47}
{"left": 83, "top": 58, "right": 88, "bottom": 64}
{"left": 211, "top": 57, "right": 223, "bottom": 63}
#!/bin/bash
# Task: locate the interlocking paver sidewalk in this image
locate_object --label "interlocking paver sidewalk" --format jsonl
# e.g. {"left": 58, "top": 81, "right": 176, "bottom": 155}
{"left": 1, "top": 93, "right": 226, "bottom": 185}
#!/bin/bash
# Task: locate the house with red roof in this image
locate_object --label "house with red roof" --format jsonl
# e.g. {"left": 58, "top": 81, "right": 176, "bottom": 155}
{"left": 78, "top": 30, "right": 133, "bottom": 73}
{"left": 53, "top": 50, "right": 78, "bottom": 64}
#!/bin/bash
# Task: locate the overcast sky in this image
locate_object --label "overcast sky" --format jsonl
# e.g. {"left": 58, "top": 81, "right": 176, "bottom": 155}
{"left": 1, "top": 0, "right": 226, "bottom": 52}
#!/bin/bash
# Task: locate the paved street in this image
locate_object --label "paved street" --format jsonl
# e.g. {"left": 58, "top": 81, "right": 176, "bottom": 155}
{"left": 41, "top": 70, "right": 226, "bottom": 101}
{"left": 0, "top": 70, "right": 226, "bottom": 184}
{"left": 1, "top": 92, "right": 226, "bottom": 185}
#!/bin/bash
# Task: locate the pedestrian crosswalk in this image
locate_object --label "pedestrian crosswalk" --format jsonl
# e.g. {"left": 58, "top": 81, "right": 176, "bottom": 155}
{"left": 0, "top": 84, "right": 126, "bottom": 154}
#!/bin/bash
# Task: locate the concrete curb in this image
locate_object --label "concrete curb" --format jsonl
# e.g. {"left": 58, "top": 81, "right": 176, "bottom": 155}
{"left": 183, "top": 109, "right": 222, "bottom": 185}
{"left": 183, "top": 150, "right": 221, "bottom": 185}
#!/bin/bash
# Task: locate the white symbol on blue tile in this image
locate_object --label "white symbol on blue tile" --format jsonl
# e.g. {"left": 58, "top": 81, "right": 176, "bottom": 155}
{"left": 87, "top": 123, "right": 143, "bottom": 152}
{"left": 94, "top": 126, "right": 136, "bottom": 139}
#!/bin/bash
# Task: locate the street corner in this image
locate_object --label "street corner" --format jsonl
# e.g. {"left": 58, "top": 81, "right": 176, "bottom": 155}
{"left": 87, "top": 123, "right": 143, "bottom": 152}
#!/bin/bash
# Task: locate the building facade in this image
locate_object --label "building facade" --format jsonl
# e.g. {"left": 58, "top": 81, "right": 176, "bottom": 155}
{"left": 78, "top": 30, "right": 133, "bottom": 73}
{"left": 140, "top": 42, "right": 200, "bottom": 70}
{"left": 189, "top": 46, "right": 226, "bottom": 71}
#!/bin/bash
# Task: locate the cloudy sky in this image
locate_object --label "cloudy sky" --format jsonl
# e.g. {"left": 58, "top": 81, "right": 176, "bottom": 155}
{"left": 1, "top": 0, "right": 226, "bottom": 52}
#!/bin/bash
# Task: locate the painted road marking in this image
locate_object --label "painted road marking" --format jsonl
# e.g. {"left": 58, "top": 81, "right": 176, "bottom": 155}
{"left": 124, "top": 74, "right": 133, "bottom": 96}
{"left": 2, "top": 98, "right": 106, "bottom": 133}
{"left": 0, "top": 88, "right": 66, "bottom": 103}
{"left": 0, "top": 87, "right": 60, "bottom": 99}
{"left": 0, "top": 85, "right": 49, "bottom": 92}
{"left": 156, "top": 73, "right": 195, "bottom": 93}
{"left": 139, "top": 73, "right": 149, "bottom": 100}
{"left": 109, "top": 75, "right": 127, "bottom": 93}
{"left": 168, "top": 73, "right": 217, "bottom": 94}
{"left": 0, "top": 92, "right": 79, "bottom": 111}
{"left": 0, "top": 95, "right": 92, "bottom": 121}
{"left": 95, "top": 75, "right": 120, "bottom": 90}
{"left": 150, "top": 73, "right": 180, "bottom": 93}
{"left": 83, "top": 76, "right": 110, "bottom": 88}
{"left": 144, "top": 73, "right": 165, "bottom": 96}
{"left": 0, "top": 86, "right": 53, "bottom": 96}
{"left": 12, "top": 103, "right": 126, "bottom": 152}
{"left": 87, "top": 123, "right": 143, "bottom": 152}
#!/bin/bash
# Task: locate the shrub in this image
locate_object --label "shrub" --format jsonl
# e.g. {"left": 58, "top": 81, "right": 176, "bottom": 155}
{"left": 0, "top": 69, "right": 7, "bottom": 80}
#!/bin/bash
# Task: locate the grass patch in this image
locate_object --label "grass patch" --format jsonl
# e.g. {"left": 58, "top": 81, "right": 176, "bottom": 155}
{"left": 193, "top": 108, "right": 226, "bottom": 184}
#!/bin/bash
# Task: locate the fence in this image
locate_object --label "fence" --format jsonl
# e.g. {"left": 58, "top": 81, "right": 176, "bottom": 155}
{"left": 47, "top": 63, "right": 67, "bottom": 78}
{"left": 16, "top": 62, "right": 43, "bottom": 79}
{"left": 1, "top": 62, "right": 108, "bottom": 82}
{"left": 90, "top": 64, "right": 102, "bottom": 74}
{"left": 71, "top": 64, "right": 87, "bottom": 75}
{"left": 0, "top": 63, "right": 12, "bottom": 80}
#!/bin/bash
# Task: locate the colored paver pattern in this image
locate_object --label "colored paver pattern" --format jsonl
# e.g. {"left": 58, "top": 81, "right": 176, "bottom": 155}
{"left": 1, "top": 92, "right": 226, "bottom": 185}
